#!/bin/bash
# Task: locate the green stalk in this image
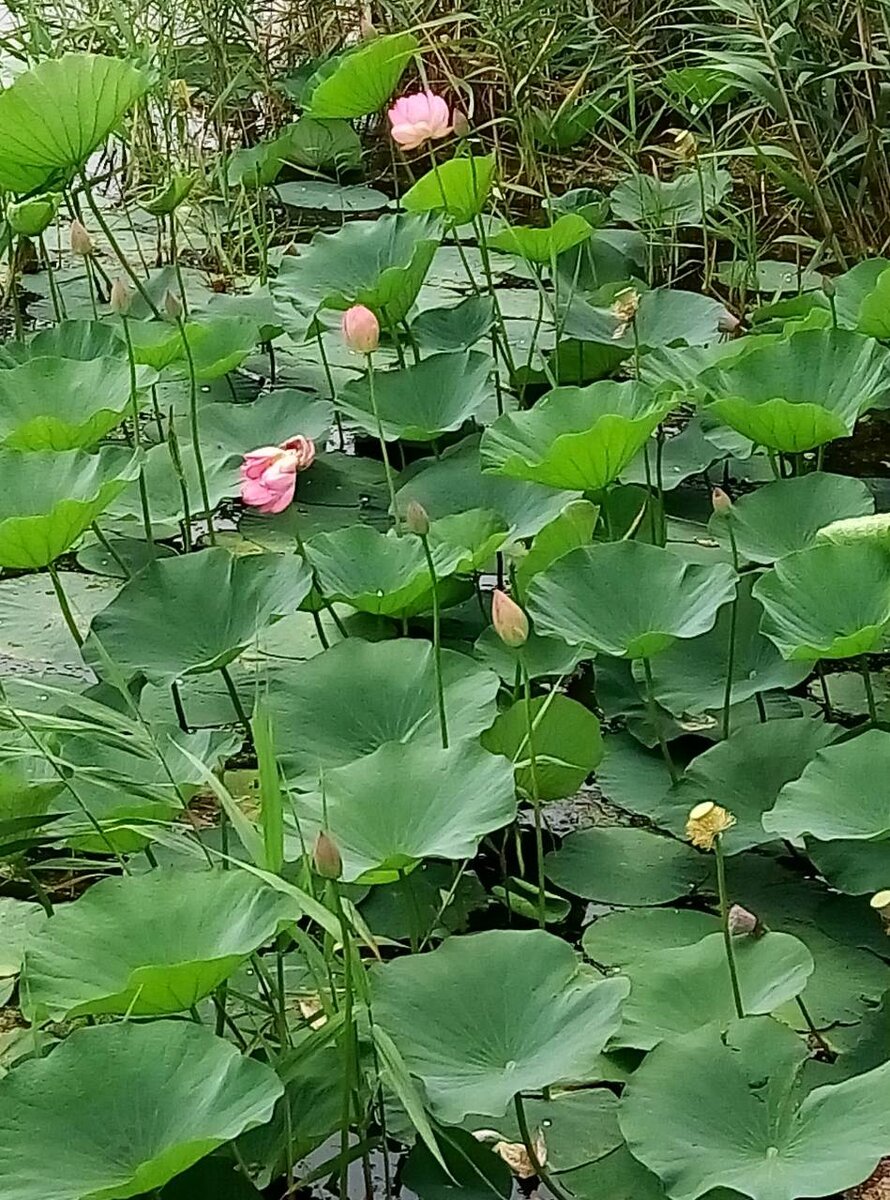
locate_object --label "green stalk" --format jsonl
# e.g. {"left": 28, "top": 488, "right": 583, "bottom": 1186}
{"left": 366, "top": 353, "right": 400, "bottom": 531}
{"left": 419, "top": 532, "right": 448, "bottom": 748}
{"left": 79, "top": 173, "right": 162, "bottom": 317}
{"left": 121, "top": 313, "right": 156, "bottom": 557}
{"left": 721, "top": 520, "right": 741, "bottom": 739}
{"left": 90, "top": 523, "right": 132, "bottom": 579}
{"left": 176, "top": 315, "right": 217, "bottom": 546}
{"left": 48, "top": 563, "right": 83, "bottom": 648}
{"left": 513, "top": 1093, "right": 573, "bottom": 1200}
{"left": 641, "top": 656, "right": 679, "bottom": 784}
{"left": 522, "top": 663, "right": 547, "bottom": 929}
{"left": 220, "top": 665, "right": 252, "bottom": 742}
{"left": 861, "top": 653, "right": 879, "bottom": 724}
{"left": 715, "top": 835, "right": 744, "bottom": 1019}
{"left": 331, "top": 882, "right": 359, "bottom": 1200}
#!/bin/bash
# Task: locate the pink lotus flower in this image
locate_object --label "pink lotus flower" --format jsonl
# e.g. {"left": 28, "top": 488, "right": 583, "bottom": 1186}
{"left": 388, "top": 90, "right": 452, "bottom": 151}
{"left": 341, "top": 304, "right": 380, "bottom": 354}
{"left": 240, "top": 435, "right": 316, "bottom": 514}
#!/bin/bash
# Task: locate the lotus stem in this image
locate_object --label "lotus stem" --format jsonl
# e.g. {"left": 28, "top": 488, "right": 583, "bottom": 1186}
{"left": 365, "top": 353, "right": 400, "bottom": 532}
{"left": 722, "top": 521, "right": 741, "bottom": 739}
{"left": 522, "top": 663, "right": 547, "bottom": 930}
{"left": 47, "top": 562, "right": 83, "bottom": 648}
{"left": 120, "top": 313, "right": 155, "bottom": 556}
{"left": 641, "top": 656, "right": 679, "bottom": 784}
{"left": 715, "top": 835, "right": 744, "bottom": 1019}
{"left": 79, "top": 172, "right": 162, "bottom": 318}
{"left": 513, "top": 1092, "right": 573, "bottom": 1200}
{"left": 420, "top": 533, "right": 448, "bottom": 749}
{"left": 90, "top": 523, "right": 132, "bottom": 579}
{"left": 176, "top": 314, "right": 217, "bottom": 547}
{"left": 861, "top": 654, "right": 879, "bottom": 725}
{"left": 220, "top": 665, "right": 252, "bottom": 742}
{"left": 170, "top": 681, "right": 189, "bottom": 732}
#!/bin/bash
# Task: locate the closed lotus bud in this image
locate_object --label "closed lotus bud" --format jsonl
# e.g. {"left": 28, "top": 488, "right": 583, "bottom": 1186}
{"left": 685, "top": 801, "right": 736, "bottom": 851}
{"left": 711, "top": 486, "right": 733, "bottom": 517}
{"left": 491, "top": 588, "right": 529, "bottom": 648}
{"left": 69, "top": 218, "right": 93, "bottom": 257}
{"left": 164, "top": 290, "right": 183, "bottom": 321}
{"left": 109, "top": 277, "right": 133, "bottom": 316}
{"left": 359, "top": 14, "right": 377, "bottom": 38}
{"left": 728, "top": 903, "right": 758, "bottom": 936}
{"left": 821, "top": 274, "right": 836, "bottom": 299}
{"left": 405, "top": 499, "right": 430, "bottom": 537}
{"left": 870, "top": 889, "right": 890, "bottom": 932}
{"left": 452, "top": 108, "right": 471, "bottom": 139}
{"left": 312, "top": 830, "right": 342, "bottom": 880}
{"left": 341, "top": 304, "right": 380, "bottom": 354}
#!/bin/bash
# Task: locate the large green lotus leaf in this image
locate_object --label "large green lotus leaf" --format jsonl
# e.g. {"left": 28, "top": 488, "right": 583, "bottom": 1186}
{"left": 615, "top": 932, "right": 814, "bottom": 1051}
{"left": 410, "top": 296, "right": 496, "bottom": 353}
{"left": 272, "top": 213, "right": 440, "bottom": 329}
{"left": 514, "top": 499, "right": 599, "bottom": 593}
{"left": 0, "top": 447, "right": 139, "bottom": 569}
{"left": 22, "top": 869, "right": 294, "bottom": 1020}
{"left": 582, "top": 907, "right": 720, "bottom": 968}
{"left": 371, "top": 929, "right": 629, "bottom": 1121}
{"left": 528, "top": 542, "right": 737, "bottom": 659}
{"left": 698, "top": 329, "right": 890, "bottom": 452}
{"left": 304, "top": 32, "right": 417, "bottom": 117}
{"left": 275, "top": 181, "right": 388, "bottom": 213}
{"left": 640, "top": 575, "right": 810, "bottom": 715}
{"left": 398, "top": 436, "right": 578, "bottom": 541}
{"left": 763, "top": 729, "right": 890, "bottom": 841}
{"left": 480, "top": 693, "right": 603, "bottom": 801}
{"left": 710, "top": 473, "right": 874, "bottom": 564}
{"left": 427, "top": 508, "right": 508, "bottom": 572}
{"left": 753, "top": 542, "right": 890, "bottom": 659}
{"left": 276, "top": 116, "right": 363, "bottom": 173}
{"left": 107, "top": 440, "right": 237, "bottom": 536}
{"left": 86, "top": 548, "right": 313, "bottom": 684}
{"left": 336, "top": 350, "right": 495, "bottom": 442}
{"left": 610, "top": 167, "right": 731, "bottom": 227}
{"left": 289, "top": 740, "right": 516, "bottom": 883}
{"left": 5, "top": 319, "right": 125, "bottom": 364}
{"left": 473, "top": 626, "right": 589, "bottom": 682}
{"left": 0, "top": 1020, "right": 282, "bottom": 1200}
{"left": 562, "top": 289, "right": 731, "bottom": 354}
{"left": 155, "top": 316, "right": 260, "bottom": 380}
{"left": 0, "top": 355, "right": 156, "bottom": 450}
{"left": 360, "top": 862, "right": 487, "bottom": 943}
{"left": 805, "top": 838, "right": 890, "bottom": 896}
{"left": 545, "top": 827, "right": 709, "bottom": 904}
{"left": 0, "top": 54, "right": 151, "bottom": 193}
{"left": 403, "top": 155, "right": 496, "bottom": 226}
{"left": 619, "top": 1016, "right": 890, "bottom": 1200}
{"left": 0, "top": 899, "right": 46, "bottom": 979}
{"left": 480, "top": 380, "right": 672, "bottom": 491}
{"left": 816, "top": 512, "right": 890, "bottom": 551}
{"left": 305, "top": 525, "right": 464, "bottom": 618}
{"left": 653, "top": 720, "right": 837, "bottom": 854}
{"left": 487, "top": 214, "right": 593, "bottom": 263}
{"left": 266, "top": 637, "right": 500, "bottom": 779}
{"left": 621, "top": 415, "right": 725, "bottom": 491}
{"left": 561, "top": 1146, "right": 675, "bottom": 1200}
{"left": 189, "top": 391, "right": 333, "bottom": 470}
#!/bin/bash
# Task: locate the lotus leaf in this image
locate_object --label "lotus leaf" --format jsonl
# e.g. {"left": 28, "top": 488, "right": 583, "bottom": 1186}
{"left": 304, "top": 32, "right": 417, "bottom": 118}
{"left": 86, "top": 548, "right": 313, "bottom": 684}
{"left": 753, "top": 542, "right": 890, "bottom": 659}
{"left": 527, "top": 542, "right": 737, "bottom": 659}
{"left": 371, "top": 928, "right": 629, "bottom": 1121}
{"left": 0, "top": 447, "right": 138, "bottom": 569}
{"left": 0, "top": 1020, "right": 282, "bottom": 1200}
{"left": 402, "top": 155, "right": 496, "bottom": 226}
{"left": 481, "top": 380, "right": 673, "bottom": 491}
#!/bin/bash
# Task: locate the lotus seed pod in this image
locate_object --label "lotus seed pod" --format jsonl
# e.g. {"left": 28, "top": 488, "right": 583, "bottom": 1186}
{"left": 685, "top": 801, "right": 736, "bottom": 851}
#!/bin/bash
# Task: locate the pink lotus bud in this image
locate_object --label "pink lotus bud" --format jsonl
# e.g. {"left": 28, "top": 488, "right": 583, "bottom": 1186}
{"left": 341, "top": 304, "right": 380, "bottom": 355}
{"left": 491, "top": 588, "right": 529, "bottom": 648}
{"left": 69, "top": 219, "right": 93, "bottom": 257}
{"left": 164, "top": 290, "right": 183, "bottom": 322}
{"left": 452, "top": 108, "right": 470, "bottom": 139}
{"left": 240, "top": 435, "right": 316, "bottom": 514}
{"left": 313, "top": 830, "right": 342, "bottom": 880}
{"left": 388, "top": 90, "right": 452, "bottom": 151}
{"left": 404, "top": 499, "right": 430, "bottom": 537}
{"left": 711, "top": 486, "right": 733, "bottom": 517}
{"left": 728, "top": 904, "right": 758, "bottom": 936}
{"left": 109, "top": 278, "right": 133, "bottom": 316}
